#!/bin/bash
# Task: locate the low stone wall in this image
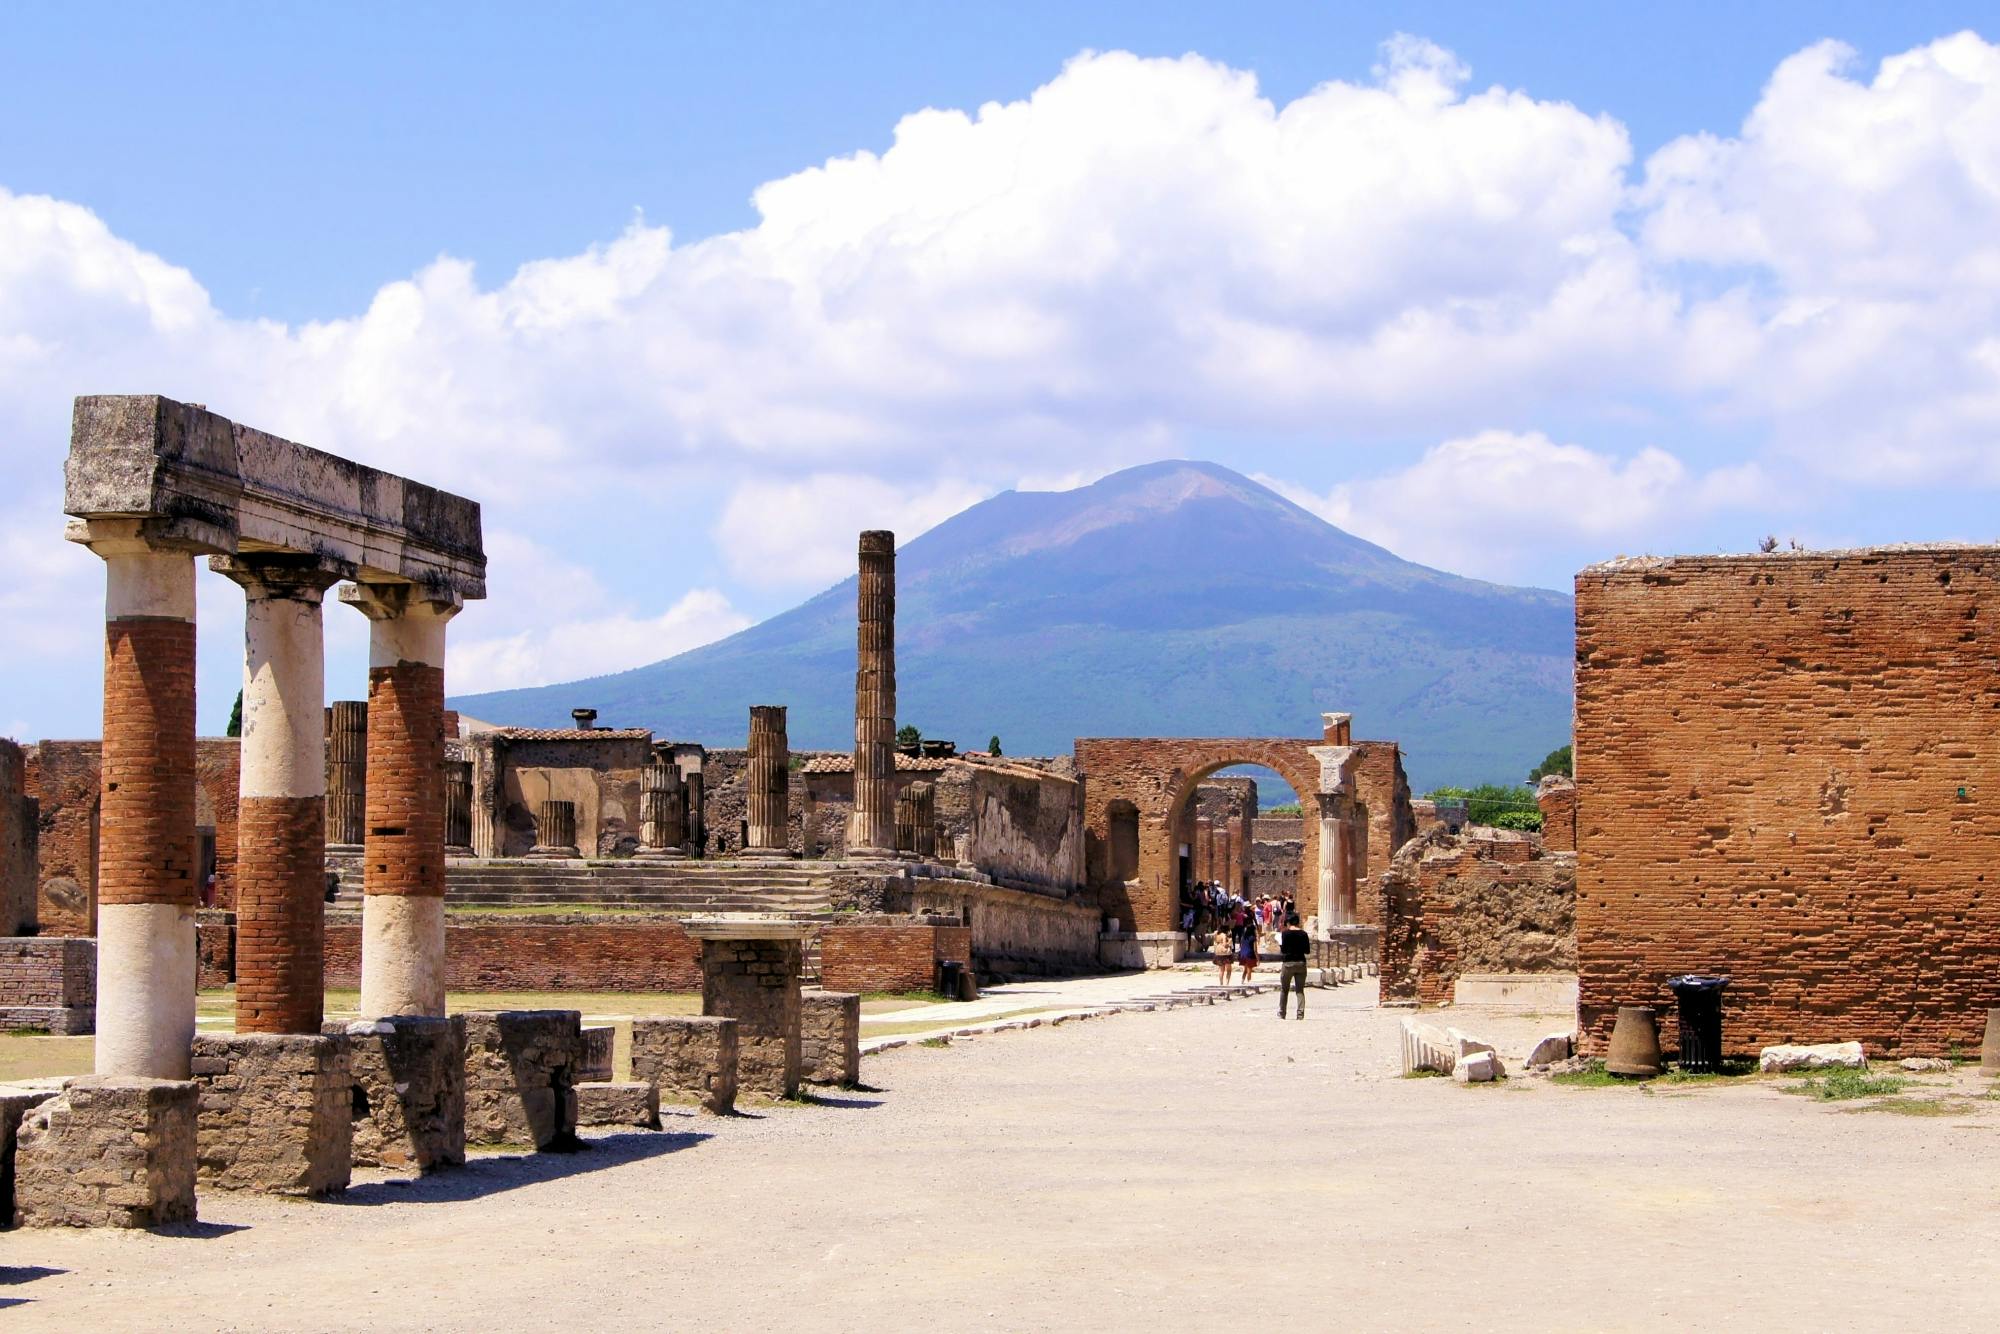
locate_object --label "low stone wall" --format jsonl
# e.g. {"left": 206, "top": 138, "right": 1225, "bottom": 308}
{"left": 820, "top": 922, "right": 972, "bottom": 994}
{"left": 462, "top": 1010, "right": 582, "bottom": 1150}
{"left": 0, "top": 937, "right": 95, "bottom": 1034}
{"left": 1379, "top": 827, "right": 1576, "bottom": 1006}
{"left": 631, "top": 1016, "right": 737, "bottom": 1114}
{"left": 325, "top": 913, "right": 702, "bottom": 992}
{"left": 331, "top": 1015, "right": 466, "bottom": 1171}
{"left": 13, "top": 1077, "right": 198, "bottom": 1228}
{"left": 190, "top": 1033, "right": 350, "bottom": 1196}
{"left": 800, "top": 989, "right": 860, "bottom": 1085}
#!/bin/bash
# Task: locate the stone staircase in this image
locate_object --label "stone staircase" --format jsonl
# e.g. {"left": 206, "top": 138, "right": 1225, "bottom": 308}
{"left": 330, "top": 857, "right": 873, "bottom": 915}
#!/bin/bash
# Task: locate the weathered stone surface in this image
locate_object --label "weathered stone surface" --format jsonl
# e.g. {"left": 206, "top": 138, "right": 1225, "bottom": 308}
{"left": 462, "top": 1010, "right": 581, "bottom": 1150}
{"left": 191, "top": 1033, "right": 350, "bottom": 1196}
{"left": 1399, "top": 1017, "right": 1456, "bottom": 1075}
{"left": 579, "top": 1025, "right": 615, "bottom": 1083}
{"left": 1759, "top": 1042, "right": 1867, "bottom": 1073}
{"left": 1897, "top": 1057, "right": 1951, "bottom": 1073}
{"left": 1, "top": 1084, "right": 58, "bottom": 1229}
{"left": 800, "top": 989, "right": 861, "bottom": 1086}
{"left": 330, "top": 1015, "right": 465, "bottom": 1171}
{"left": 14, "top": 1077, "right": 197, "bottom": 1228}
{"left": 577, "top": 1081, "right": 659, "bottom": 1130}
{"left": 631, "top": 1016, "right": 737, "bottom": 1114}
{"left": 1453, "top": 1050, "right": 1503, "bottom": 1083}
{"left": 700, "top": 936, "right": 802, "bottom": 1100}
{"left": 1526, "top": 1033, "right": 1575, "bottom": 1067}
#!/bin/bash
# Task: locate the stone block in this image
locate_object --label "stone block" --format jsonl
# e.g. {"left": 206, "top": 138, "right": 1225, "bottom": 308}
{"left": 13, "top": 1077, "right": 197, "bottom": 1228}
{"left": 1897, "top": 1057, "right": 1951, "bottom": 1073}
{"left": 329, "top": 1015, "right": 465, "bottom": 1172}
{"left": 1453, "top": 1050, "right": 1503, "bottom": 1083}
{"left": 1759, "top": 1042, "right": 1867, "bottom": 1073}
{"left": 631, "top": 1016, "right": 737, "bottom": 1114}
{"left": 580, "top": 1024, "right": 615, "bottom": 1083}
{"left": 1, "top": 1084, "right": 58, "bottom": 1229}
{"left": 800, "top": 989, "right": 861, "bottom": 1086}
{"left": 190, "top": 1033, "right": 350, "bottom": 1197}
{"left": 700, "top": 937, "right": 801, "bottom": 1100}
{"left": 462, "top": 1010, "right": 582, "bottom": 1150}
{"left": 577, "top": 1081, "right": 659, "bottom": 1130}
{"left": 0, "top": 937, "right": 97, "bottom": 1034}
{"left": 1526, "top": 1032, "right": 1575, "bottom": 1067}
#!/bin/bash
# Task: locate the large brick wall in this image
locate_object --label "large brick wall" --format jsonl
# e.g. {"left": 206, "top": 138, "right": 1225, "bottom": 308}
{"left": 1379, "top": 827, "right": 1575, "bottom": 1005}
{"left": 820, "top": 923, "right": 973, "bottom": 994}
{"left": 1575, "top": 548, "right": 2000, "bottom": 1057}
{"left": 324, "top": 914, "right": 702, "bottom": 992}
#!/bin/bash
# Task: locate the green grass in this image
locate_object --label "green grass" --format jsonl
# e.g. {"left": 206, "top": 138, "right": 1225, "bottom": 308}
{"left": 859, "top": 989, "right": 952, "bottom": 1005}
{"left": 1550, "top": 1060, "right": 1640, "bottom": 1088}
{"left": 1843, "top": 1096, "right": 1978, "bottom": 1117}
{"left": 1783, "top": 1068, "right": 1908, "bottom": 1101}
{"left": 918, "top": 1037, "right": 950, "bottom": 1049}
{"left": 1401, "top": 1068, "right": 1446, "bottom": 1079}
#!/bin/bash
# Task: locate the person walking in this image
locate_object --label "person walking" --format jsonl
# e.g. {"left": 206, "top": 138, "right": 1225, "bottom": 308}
{"left": 1277, "top": 912, "right": 1310, "bottom": 1019}
{"left": 1237, "top": 920, "right": 1259, "bottom": 984}
{"left": 1212, "top": 924, "right": 1235, "bottom": 986}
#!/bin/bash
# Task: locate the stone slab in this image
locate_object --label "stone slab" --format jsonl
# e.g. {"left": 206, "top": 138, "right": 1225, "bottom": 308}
{"left": 14, "top": 1077, "right": 197, "bottom": 1228}
{"left": 580, "top": 1025, "right": 615, "bottom": 1083}
{"left": 1759, "top": 1042, "right": 1868, "bottom": 1073}
{"left": 1451, "top": 973, "right": 1579, "bottom": 1009}
{"left": 577, "top": 1081, "right": 659, "bottom": 1130}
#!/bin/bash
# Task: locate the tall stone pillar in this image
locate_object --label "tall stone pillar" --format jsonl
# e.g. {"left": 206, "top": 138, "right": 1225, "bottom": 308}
{"left": 685, "top": 768, "right": 706, "bottom": 857}
{"left": 1315, "top": 793, "right": 1349, "bottom": 934}
{"left": 443, "top": 761, "right": 473, "bottom": 853}
{"left": 745, "top": 705, "right": 790, "bottom": 856}
{"left": 340, "top": 583, "right": 460, "bottom": 1019}
{"left": 908, "top": 781, "right": 937, "bottom": 860}
{"left": 1195, "top": 816, "right": 1214, "bottom": 886}
{"left": 847, "top": 530, "right": 897, "bottom": 857}
{"left": 639, "top": 755, "right": 686, "bottom": 857}
{"left": 325, "top": 700, "right": 368, "bottom": 850}
{"left": 214, "top": 556, "right": 341, "bottom": 1035}
{"left": 71, "top": 521, "right": 200, "bottom": 1079}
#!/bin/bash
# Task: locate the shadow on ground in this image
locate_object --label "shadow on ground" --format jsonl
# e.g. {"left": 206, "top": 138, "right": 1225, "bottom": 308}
{"left": 331, "top": 1129, "right": 711, "bottom": 1207}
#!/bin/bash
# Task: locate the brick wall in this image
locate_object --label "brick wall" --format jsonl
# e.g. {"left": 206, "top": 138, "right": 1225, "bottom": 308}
{"left": 1537, "top": 776, "right": 1577, "bottom": 852}
{"left": 324, "top": 913, "right": 701, "bottom": 992}
{"left": 1378, "top": 828, "right": 1575, "bottom": 1005}
{"left": 819, "top": 923, "right": 973, "bottom": 993}
{"left": 0, "top": 938, "right": 95, "bottom": 1007}
{"left": 1575, "top": 549, "right": 2000, "bottom": 1057}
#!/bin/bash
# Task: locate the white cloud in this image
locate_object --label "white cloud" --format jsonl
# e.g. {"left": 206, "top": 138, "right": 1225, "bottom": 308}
{"left": 1261, "top": 431, "right": 1773, "bottom": 577}
{"left": 450, "top": 589, "right": 751, "bottom": 695}
{"left": 713, "top": 474, "right": 991, "bottom": 590}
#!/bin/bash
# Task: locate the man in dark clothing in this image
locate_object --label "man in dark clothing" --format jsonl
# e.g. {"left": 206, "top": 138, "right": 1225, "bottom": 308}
{"left": 1277, "top": 913, "right": 1311, "bottom": 1019}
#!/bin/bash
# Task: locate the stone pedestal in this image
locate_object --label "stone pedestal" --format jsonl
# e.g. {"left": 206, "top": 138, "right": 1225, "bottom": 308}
{"left": 630, "top": 1015, "right": 738, "bottom": 1114}
{"left": 1, "top": 1085, "right": 58, "bottom": 1228}
{"left": 800, "top": 989, "right": 861, "bottom": 1086}
{"left": 577, "top": 1082, "right": 659, "bottom": 1130}
{"left": 0, "top": 937, "right": 97, "bottom": 1034}
{"left": 462, "top": 1010, "right": 582, "bottom": 1150}
{"left": 190, "top": 1033, "right": 350, "bottom": 1196}
{"left": 745, "top": 705, "right": 791, "bottom": 856}
{"left": 13, "top": 1076, "right": 198, "bottom": 1228}
{"left": 528, "top": 800, "right": 580, "bottom": 859}
{"left": 688, "top": 917, "right": 807, "bottom": 1100}
{"left": 638, "top": 756, "right": 687, "bottom": 858}
{"left": 330, "top": 1015, "right": 465, "bottom": 1171}
{"left": 579, "top": 1024, "right": 615, "bottom": 1082}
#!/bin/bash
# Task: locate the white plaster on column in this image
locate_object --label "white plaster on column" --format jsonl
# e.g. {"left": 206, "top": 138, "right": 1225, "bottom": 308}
{"left": 1316, "top": 799, "right": 1341, "bottom": 935}
{"left": 94, "top": 902, "right": 197, "bottom": 1078}
{"left": 241, "top": 592, "right": 328, "bottom": 799}
{"left": 102, "top": 545, "right": 196, "bottom": 621}
{"left": 361, "top": 894, "right": 447, "bottom": 1018}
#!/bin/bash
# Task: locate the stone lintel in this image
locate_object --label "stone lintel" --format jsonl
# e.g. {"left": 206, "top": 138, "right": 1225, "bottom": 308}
{"left": 683, "top": 915, "right": 814, "bottom": 941}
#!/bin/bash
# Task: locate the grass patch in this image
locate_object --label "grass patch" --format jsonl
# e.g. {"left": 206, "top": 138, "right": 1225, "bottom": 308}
{"left": 918, "top": 1037, "right": 950, "bottom": 1049}
{"left": 1843, "top": 1096, "right": 1978, "bottom": 1117}
{"left": 1551, "top": 1060, "right": 1640, "bottom": 1088}
{"left": 1783, "top": 1067, "right": 1907, "bottom": 1101}
{"left": 859, "top": 990, "right": 951, "bottom": 1005}
{"left": 1401, "top": 1068, "right": 1446, "bottom": 1079}
{"left": 0, "top": 1034, "right": 93, "bottom": 1083}
{"left": 1659, "top": 1059, "right": 1761, "bottom": 1084}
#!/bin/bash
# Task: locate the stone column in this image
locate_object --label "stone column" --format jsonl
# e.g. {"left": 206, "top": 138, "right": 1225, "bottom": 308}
{"left": 324, "top": 700, "right": 368, "bottom": 850}
{"left": 443, "top": 760, "right": 473, "bottom": 853}
{"left": 639, "top": 755, "right": 686, "bottom": 857}
{"left": 72, "top": 522, "right": 200, "bottom": 1080}
{"left": 1215, "top": 825, "right": 1234, "bottom": 897}
{"left": 530, "top": 800, "right": 579, "bottom": 858}
{"left": 909, "top": 781, "right": 937, "bottom": 860}
{"left": 685, "top": 768, "right": 706, "bottom": 857}
{"left": 894, "top": 785, "right": 918, "bottom": 855}
{"left": 340, "top": 583, "right": 460, "bottom": 1019}
{"left": 847, "top": 530, "right": 897, "bottom": 857}
{"left": 745, "top": 706, "right": 790, "bottom": 856}
{"left": 1195, "top": 816, "right": 1214, "bottom": 886}
{"left": 213, "top": 555, "right": 342, "bottom": 1036}
{"left": 1316, "top": 793, "right": 1349, "bottom": 933}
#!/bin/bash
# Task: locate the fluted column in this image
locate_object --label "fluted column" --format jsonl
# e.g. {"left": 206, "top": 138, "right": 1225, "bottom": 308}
{"left": 685, "top": 768, "right": 706, "bottom": 857}
{"left": 745, "top": 705, "right": 791, "bottom": 856}
{"left": 847, "top": 530, "right": 897, "bottom": 857}
{"left": 909, "top": 780, "right": 937, "bottom": 860}
{"left": 443, "top": 760, "right": 473, "bottom": 853}
{"left": 340, "top": 583, "right": 460, "bottom": 1018}
{"left": 72, "top": 521, "right": 200, "bottom": 1079}
{"left": 639, "top": 754, "right": 686, "bottom": 858}
{"left": 1316, "top": 793, "right": 1349, "bottom": 933}
{"left": 325, "top": 700, "right": 368, "bottom": 849}
{"left": 214, "top": 554, "right": 342, "bottom": 1035}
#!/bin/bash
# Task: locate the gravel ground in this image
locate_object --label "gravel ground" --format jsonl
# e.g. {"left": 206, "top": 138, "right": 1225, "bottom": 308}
{"left": 6, "top": 981, "right": 1998, "bottom": 1332}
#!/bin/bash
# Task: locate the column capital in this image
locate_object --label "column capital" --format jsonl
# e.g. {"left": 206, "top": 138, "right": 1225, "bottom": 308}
{"left": 63, "top": 516, "right": 211, "bottom": 560}
{"left": 338, "top": 581, "right": 464, "bottom": 622}
{"left": 209, "top": 552, "right": 347, "bottom": 600}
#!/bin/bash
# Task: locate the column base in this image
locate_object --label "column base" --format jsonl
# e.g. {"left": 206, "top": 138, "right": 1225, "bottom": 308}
{"left": 632, "top": 847, "right": 688, "bottom": 860}
{"left": 740, "top": 846, "right": 794, "bottom": 859}
{"left": 846, "top": 846, "right": 900, "bottom": 861}
{"left": 462, "top": 1011, "right": 583, "bottom": 1151}
{"left": 13, "top": 1077, "right": 198, "bottom": 1228}
{"left": 191, "top": 1034, "right": 350, "bottom": 1196}
{"left": 525, "top": 845, "right": 581, "bottom": 860}
{"left": 631, "top": 1016, "right": 738, "bottom": 1114}
{"left": 330, "top": 1015, "right": 465, "bottom": 1172}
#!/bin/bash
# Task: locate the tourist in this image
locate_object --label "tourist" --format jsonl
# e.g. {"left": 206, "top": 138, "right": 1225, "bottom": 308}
{"left": 1236, "top": 919, "right": 1259, "bottom": 983}
{"left": 1212, "top": 923, "right": 1234, "bottom": 985}
{"left": 1277, "top": 912, "right": 1310, "bottom": 1020}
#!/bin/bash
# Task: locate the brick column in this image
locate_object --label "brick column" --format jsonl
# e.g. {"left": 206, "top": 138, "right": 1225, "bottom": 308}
{"left": 744, "top": 705, "right": 790, "bottom": 856}
{"left": 72, "top": 521, "right": 200, "bottom": 1079}
{"left": 340, "top": 584, "right": 459, "bottom": 1018}
{"left": 847, "top": 530, "right": 897, "bottom": 857}
{"left": 213, "top": 555, "right": 342, "bottom": 1035}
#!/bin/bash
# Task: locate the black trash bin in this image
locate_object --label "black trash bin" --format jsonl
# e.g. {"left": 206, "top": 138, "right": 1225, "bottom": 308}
{"left": 937, "top": 959, "right": 964, "bottom": 1000}
{"left": 1667, "top": 974, "right": 1729, "bottom": 1073}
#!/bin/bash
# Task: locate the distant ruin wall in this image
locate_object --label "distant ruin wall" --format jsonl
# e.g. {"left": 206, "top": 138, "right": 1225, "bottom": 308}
{"left": 325, "top": 914, "right": 702, "bottom": 992}
{"left": 1575, "top": 549, "right": 2000, "bottom": 1057}
{"left": 1379, "top": 827, "right": 1575, "bottom": 1005}
{"left": 896, "top": 880, "right": 1101, "bottom": 976}
{"left": 962, "top": 765, "right": 1084, "bottom": 891}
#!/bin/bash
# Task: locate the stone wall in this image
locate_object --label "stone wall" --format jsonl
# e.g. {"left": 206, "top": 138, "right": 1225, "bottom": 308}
{"left": 0, "top": 937, "right": 96, "bottom": 1033}
{"left": 1379, "top": 827, "right": 1576, "bottom": 1005}
{"left": 324, "top": 912, "right": 701, "bottom": 992}
{"left": 960, "top": 761, "right": 1085, "bottom": 890}
{"left": 1575, "top": 548, "right": 2000, "bottom": 1056}
{"left": 487, "top": 732, "right": 653, "bottom": 857}
{"left": 1538, "top": 776, "right": 1577, "bottom": 852}
{"left": 631, "top": 1015, "right": 737, "bottom": 1113}
{"left": 700, "top": 937, "right": 802, "bottom": 1099}
{"left": 190, "top": 1033, "right": 350, "bottom": 1195}
{"left": 13, "top": 1077, "right": 198, "bottom": 1228}
{"left": 1249, "top": 838, "right": 1303, "bottom": 901}
{"left": 197, "top": 910, "right": 235, "bottom": 988}
{"left": 1, "top": 739, "right": 37, "bottom": 934}
{"left": 896, "top": 879, "right": 1101, "bottom": 976}
{"left": 1352, "top": 740, "right": 1418, "bottom": 924}
{"left": 462, "top": 1010, "right": 581, "bottom": 1149}
{"left": 333, "top": 1015, "right": 465, "bottom": 1170}
{"left": 820, "top": 923, "right": 973, "bottom": 993}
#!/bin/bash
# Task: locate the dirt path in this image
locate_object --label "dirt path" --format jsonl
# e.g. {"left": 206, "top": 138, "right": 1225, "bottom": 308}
{"left": 7, "top": 985, "right": 1998, "bottom": 1332}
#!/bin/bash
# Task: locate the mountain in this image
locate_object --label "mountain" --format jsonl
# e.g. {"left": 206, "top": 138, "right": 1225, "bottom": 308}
{"left": 452, "top": 461, "right": 1574, "bottom": 791}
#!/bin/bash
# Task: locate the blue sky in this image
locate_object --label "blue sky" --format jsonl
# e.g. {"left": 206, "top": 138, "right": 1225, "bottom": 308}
{"left": 3, "top": 4, "right": 1999, "bottom": 739}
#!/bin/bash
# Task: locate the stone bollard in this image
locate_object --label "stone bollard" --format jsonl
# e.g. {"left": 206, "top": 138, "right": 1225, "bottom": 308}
{"left": 631, "top": 1016, "right": 738, "bottom": 1114}
{"left": 1606, "top": 1006, "right": 1663, "bottom": 1078}
{"left": 330, "top": 1015, "right": 466, "bottom": 1171}
{"left": 13, "top": 1077, "right": 198, "bottom": 1228}
{"left": 462, "top": 1010, "right": 583, "bottom": 1150}
{"left": 190, "top": 1033, "right": 350, "bottom": 1196}
{"left": 800, "top": 989, "right": 862, "bottom": 1086}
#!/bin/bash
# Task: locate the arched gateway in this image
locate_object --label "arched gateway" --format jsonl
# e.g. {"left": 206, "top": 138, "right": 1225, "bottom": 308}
{"left": 1076, "top": 714, "right": 1414, "bottom": 943}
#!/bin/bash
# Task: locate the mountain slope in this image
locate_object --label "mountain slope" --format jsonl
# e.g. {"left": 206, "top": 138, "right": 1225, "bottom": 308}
{"left": 454, "top": 461, "right": 1574, "bottom": 790}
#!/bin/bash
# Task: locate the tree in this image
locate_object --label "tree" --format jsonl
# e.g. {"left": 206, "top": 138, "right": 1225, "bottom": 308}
{"left": 895, "top": 724, "right": 921, "bottom": 747}
{"left": 1425, "top": 782, "right": 1539, "bottom": 825}
{"left": 1527, "top": 744, "right": 1572, "bottom": 783}
{"left": 225, "top": 689, "right": 243, "bottom": 738}
{"left": 988, "top": 735, "right": 1002, "bottom": 756}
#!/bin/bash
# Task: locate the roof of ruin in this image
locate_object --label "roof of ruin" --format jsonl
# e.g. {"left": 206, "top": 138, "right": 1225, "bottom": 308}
{"left": 1580, "top": 543, "right": 2000, "bottom": 575}
{"left": 800, "top": 753, "right": 955, "bottom": 774}
{"left": 496, "top": 727, "right": 653, "bottom": 742}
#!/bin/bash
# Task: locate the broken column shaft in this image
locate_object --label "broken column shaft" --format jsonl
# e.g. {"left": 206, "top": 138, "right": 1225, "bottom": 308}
{"left": 745, "top": 705, "right": 790, "bottom": 856}
{"left": 325, "top": 700, "right": 367, "bottom": 849}
{"left": 639, "top": 754, "right": 686, "bottom": 857}
{"left": 847, "top": 530, "right": 898, "bottom": 857}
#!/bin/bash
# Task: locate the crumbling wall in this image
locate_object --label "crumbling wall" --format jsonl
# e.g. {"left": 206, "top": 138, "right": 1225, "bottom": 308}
{"left": 496, "top": 734, "right": 651, "bottom": 857}
{"left": 1576, "top": 548, "right": 2000, "bottom": 1056}
{"left": 962, "top": 763, "right": 1084, "bottom": 890}
{"left": 1, "top": 739, "right": 37, "bottom": 934}
{"left": 1379, "top": 826, "right": 1575, "bottom": 1005}
{"left": 1538, "top": 775, "right": 1577, "bottom": 852}
{"left": 1352, "top": 740, "right": 1417, "bottom": 921}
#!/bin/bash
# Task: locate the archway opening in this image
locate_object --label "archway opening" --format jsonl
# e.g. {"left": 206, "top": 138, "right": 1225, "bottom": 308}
{"left": 1167, "top": 762, "right": 1311, "bottom": 950}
